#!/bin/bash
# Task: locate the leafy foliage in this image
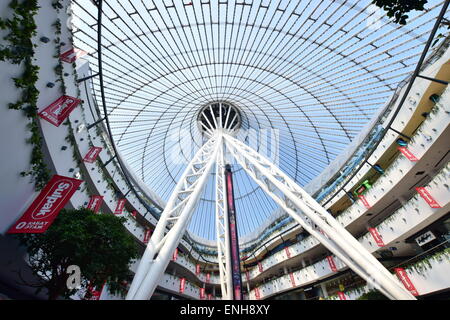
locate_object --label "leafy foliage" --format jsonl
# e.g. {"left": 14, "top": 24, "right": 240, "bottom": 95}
{"left": 372, "top": 0, "right": 428, "bottom": 25}
{"left": 15, "top": 208, "right": 139, "bottom": 300}
{"left": 0, "top": 0, "right": 50, "bottom": 190}
{"left": 357, "top": 289, "right": 389, "bottom": 300}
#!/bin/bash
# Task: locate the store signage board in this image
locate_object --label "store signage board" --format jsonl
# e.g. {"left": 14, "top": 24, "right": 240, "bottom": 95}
{"left": 8, "top": 175, "right": 82, "bottom": 234}
{"left": 38, "top": 95, "right": 81, "bottom": 127}
{"left": 416, "top": 187, "right": 441, "bottom": 208}
{"left": 87, "top": 195, "right": 103, "bottom": 213}
{"left": 83, "top": 146, "right": 103, "bottom": 163}
{"left": 368, "top": 227, "right": 385, "bottom": 247}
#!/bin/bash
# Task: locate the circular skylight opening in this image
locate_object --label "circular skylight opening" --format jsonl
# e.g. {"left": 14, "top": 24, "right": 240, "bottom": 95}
{"left": 197, "top": 102, "right": 242, "bottom": 134}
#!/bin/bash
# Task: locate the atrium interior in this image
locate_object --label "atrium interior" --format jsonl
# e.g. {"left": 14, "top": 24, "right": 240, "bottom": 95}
{"left": 0, "top": 0, "right": 450, "bottom": 301}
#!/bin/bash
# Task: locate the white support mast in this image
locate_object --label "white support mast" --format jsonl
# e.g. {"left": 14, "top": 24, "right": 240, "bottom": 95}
{"left": 214, "top": 103, "right": 234, "bottom": 300}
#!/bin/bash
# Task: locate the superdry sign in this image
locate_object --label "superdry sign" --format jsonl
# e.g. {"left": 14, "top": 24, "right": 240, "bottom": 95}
{"left": 114, "top": 198, "right": 126, "bottom": 215}
{"left": 143, "top": 229, "right": 152, "bottom": 244}
{"left": 7, "top": 175, "right": 82, "bottom": 233}
{"left": 368, "top": 227, "right": 385, "bottom": 247}
{"left": 179, "top": 277, "right": 186, "bottom": 294}
{"left": 83, "top": 146, "right": 102, "bottom": 163}
{"left": 358, "top": 195, "right": 371, "bottom": 209}
{"left": 394, "top": 268, "right": 419, "bottom": 296}
{"left": 60, "top": 47, "right": 87, "bottom": 63}
{"left": 326, "top": 255, "right": 338, "bottom": 272}
{"left": 285, "top": 246, "right": 291, "bottom": 259}
{"left": 87, "top": 195, "right": 103, "bottom": 213}
{"left": 38, "top": 95, "right": 82, "bottom": 127}
{"left": 397, "top": 147, "right": 419, "bottom": 161}
{"left": 416, "top": 187, "right": 441, "bottom": 208}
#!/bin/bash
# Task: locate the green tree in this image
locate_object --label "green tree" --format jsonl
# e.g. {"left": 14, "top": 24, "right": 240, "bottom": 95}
{"left": 357, "top": 289, "right": 389, "bottom": 300}
{"left": 14, "top": 208, "right": 139, "bottom": 300}
{"left": 372, "top": 0, "right": 428, "bottom": 25}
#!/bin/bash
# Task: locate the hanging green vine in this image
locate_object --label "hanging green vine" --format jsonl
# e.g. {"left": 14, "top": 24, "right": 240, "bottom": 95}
{"left": 0, "top": 0, "right": 50, "bottom": 190}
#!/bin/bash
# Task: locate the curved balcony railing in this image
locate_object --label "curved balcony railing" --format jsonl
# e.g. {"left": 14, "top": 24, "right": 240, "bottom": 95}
{"left": 246, "top": 162, "right": 449, "bottom": 299}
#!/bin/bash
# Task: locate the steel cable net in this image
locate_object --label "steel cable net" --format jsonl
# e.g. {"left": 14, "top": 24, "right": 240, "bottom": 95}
{"left": 71, "top": 0, "right": 445, "bottom": 241}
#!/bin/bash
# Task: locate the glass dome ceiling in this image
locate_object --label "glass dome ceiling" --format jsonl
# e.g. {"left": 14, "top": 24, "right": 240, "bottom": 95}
{"left": 71, "top": 0, "right": 445, "bottom": 241}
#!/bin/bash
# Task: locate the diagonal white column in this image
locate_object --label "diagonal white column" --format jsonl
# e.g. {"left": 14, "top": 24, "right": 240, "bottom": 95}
{"left": 223, "top": 133, "right": 415, "bottom": 300}
{"left": 127, "top": 134, "right": 221, "bottom": 300}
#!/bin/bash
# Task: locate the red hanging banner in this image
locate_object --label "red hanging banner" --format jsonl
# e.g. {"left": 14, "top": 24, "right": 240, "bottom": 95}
{"left": 143, "top": 229, "right": 152, "bottom": 244}
{"left": 289, "top": 273, "right": 296, "bottom": 287}
{"left": 200, "top": 287, "right": 205, "bottom": 299}
{"left": 60, "top": 47, "right": 87, "bottom": 63}
{"left": 87, "top": 195, "right": 103, "bottom": 213}
{"left": 337, "top": 291, "right": 347, "bottom": 300}
{"left": 83, "top": 146, "right": 102, "bottom": 163}
{"left": 172, "top": 248, "right": 178, "bottom": 261}
{"left": 258, "top": 262, "right": 263, "bottom": 273}
{"left": 358, "top": 195, "right": 371, "bottom": 209}
{"left": 416, "top": 187, "right": 441, "bottom": 208}
{"left": 131, "top": 210, "right": 137, "bottom": 218}
{"left": 7, "top": 175, "right": 83, "bottom": 234}
{"left": 196, "top": 264, "right": 201, "bottom": 275}
{"left": 179, "top": 277, "right": 186, "bottom": 294}
{"left": 326, "top": 256, "right": 338, "bottom": 272}
{"left": 245, "top": 270, "right": 250, "bottom": 282}
{"left": 38, "top": 95, "right": 82, "bottom": 127}
{"left": 285, "top": 246, "right": 291, "bottom": 259}
{"left": 398, "top": 147, "right": 419, "bottom": 161}
{"left": 368, "top": 227, "right": 385, "bottom": 247}
{"left": 206, "top": 273, "right": 210, "bottom": 284}
{"left": 114, "top": 198, "right": 126, "bottom": 215}
{"left": 254, "top": 287, "right": 260, "bottom": 300}
{"left": 394, "top": 268, "right": 419, "bottom": 296}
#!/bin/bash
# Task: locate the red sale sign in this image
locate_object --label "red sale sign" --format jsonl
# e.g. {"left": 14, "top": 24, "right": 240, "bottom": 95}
{"left": 326, "top": 255, "right": 337, "bottom": 272}
{"left": 416, "top": 187, "right": 441, "bottom": 208}
{"left": 196, "top": 264, "right": 201, "bottom": 275}
{"left": 38, "top": 95, "right": 81, "bottom": 127}
{"left": 368, "top": 227, "right": 385, "bottom": 247}
{"left": 8, "top": 175, "right": 82, "bottom": 234}
{"left": 87, "top": 195, "right": 103, "bottom": 213}
{"left": 358, "top": 195, "right": 371, "bottom": 209}
{"left": 337, "top": 291, "right": 347, "bottom": 300}
{"left": 60, "top": 47, "right": 87, "bottom": 63}
{"left": 285, "top": 246, "right": 291, "bottom": 259}
{"left": 254, "top": 287, "right": 260, "bottom": 300}
{"left": 289, "top": 273, "right": 296, "bottom": 287}
{"left": 143, "top": 229, "right": 152, "bottom": 244}
{"left": 83, "top": 146, "right": 102, "bottom": 163}
{"left": 398, "top": 147, "right": 419, "bottom": 161}
{"left": 200, "top": 287, "right": 205, "bottom": 299}
{"left": 258, "top": 262, "right": 263, "bottom": 273}
{"left": 172, "top": 248, "right": 178, "bottom": 261}
{"left": 179, "top": 277, "right": 186, "bottom": 294}
{"left": 114, "top": 198, "right": 126, "bottom": 215}
{"left": 394, "top": 268, "right": 419, "bottom": 296}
